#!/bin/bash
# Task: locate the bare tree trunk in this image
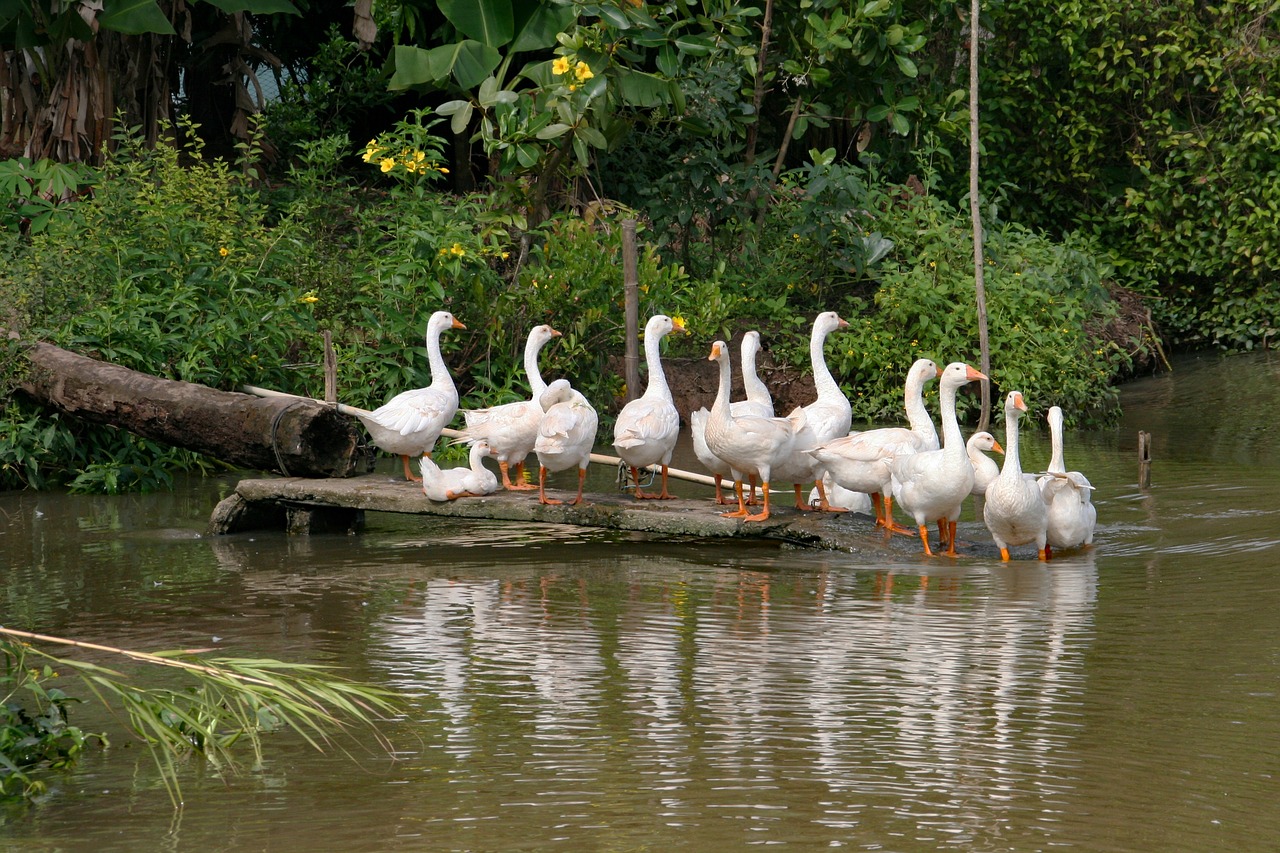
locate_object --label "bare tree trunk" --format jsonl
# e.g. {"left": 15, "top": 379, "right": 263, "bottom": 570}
{"left": 17, "top": 340, "right": 360, "bottom": 477}
{"left": 743, "top": 0, "right": 776, "bottom": 167}
{"left": 968, "top": 0, "right": 992, "bottom": 431}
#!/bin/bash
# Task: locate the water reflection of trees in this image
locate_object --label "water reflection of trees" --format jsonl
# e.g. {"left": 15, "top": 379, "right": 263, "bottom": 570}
{"left": 377, "top": 555, "right": 1098, "bottom": 845}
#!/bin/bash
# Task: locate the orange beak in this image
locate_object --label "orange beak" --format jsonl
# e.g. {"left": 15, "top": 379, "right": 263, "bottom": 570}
{"left": 452, "top": 318, "right": 467, "bottom": 330}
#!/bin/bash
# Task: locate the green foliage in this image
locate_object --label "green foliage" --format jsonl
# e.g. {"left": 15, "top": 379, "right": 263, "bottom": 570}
{"left": 1, "top": 642, "right": 104, "bottom": 802}
{"left": 261, "top": 27, "right": 398, "bottom": 164}
{"left": 1, "top": 628, "right": 396, "bottom": 807}
{"left": 0, "top": 120, "right": 333, "bottom": 490}
{"left": 971, "top": 0, "right": 1280, "bottom": 351}
{"left": 0, "top": 158, "right": 97, "bottom": 235}
{"left": 834, "top": 170, "right": 1128, "bottom": 426}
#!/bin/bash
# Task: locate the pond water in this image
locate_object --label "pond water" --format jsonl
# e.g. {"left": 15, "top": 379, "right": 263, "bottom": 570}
{"left": 3, "top": 352, "right": 1280, "bottom": 852}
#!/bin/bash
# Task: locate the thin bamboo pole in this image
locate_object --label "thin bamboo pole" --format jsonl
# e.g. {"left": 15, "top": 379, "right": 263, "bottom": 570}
{"left": 969, "top": 0, "right": 993, "bottom": 432}
{"left": 239, "top": 385, "right": 718, "bottom": 488}
{"left": 622, "top": 219, "right": 641, "bottom": 403}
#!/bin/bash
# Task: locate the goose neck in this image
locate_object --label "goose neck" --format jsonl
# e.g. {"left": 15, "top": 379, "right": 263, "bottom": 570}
{"left": 810, "top": 327, "right": 840, "bottom": 398}
{"left": 525, "top": 332, "right": 549, "bottom": 398}
{"left": 904, "top": 372, "right": 935, "bottom": 439}
{"left": 425, "top": 322, "right": 454, "bottom": 391}
{"left": 939, "top": 380, "right": 965, "bottom": 451}
{"left": 1001, "top": 407, "right": 1023, "bottom": 476}
{"left": 642, "top": 328, "right": 670, "bottom": 398}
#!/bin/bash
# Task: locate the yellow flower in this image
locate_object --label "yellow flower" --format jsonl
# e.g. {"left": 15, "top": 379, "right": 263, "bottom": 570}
{"left": 450, "top": 243, "right": 465, "bottom": 257}
{"left": 412, "top": 150, "right": 425, "bottom": 163}
{"left": 299, "top": 291, "right": 319, "bottom": 304}
{"left": 501, "top": 252, "right": 510, "bottom": 260}
{"left": 380, "top": 157, "right": 395, "bottom": 173}
{"left": 439, "top": 167, "right": 450, "bottom": 174}
{"left": 928, "top": 261, "right": 936, "bottom": 268}
{"left": 575, "top": 61, "right": 594, "bottom": 82}
{"left": 219, "top": 247, "right": 229, "bottom": 257}
{"left": 552, "top": 57, "right": 571, "bottom": 76}
{"left": 568, "top": 84, "right": 578, "bottom": 92}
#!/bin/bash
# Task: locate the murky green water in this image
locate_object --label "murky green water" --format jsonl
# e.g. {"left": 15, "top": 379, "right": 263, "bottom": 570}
{"left": 3, "top": 352, "right": 1280, "bottom": 851}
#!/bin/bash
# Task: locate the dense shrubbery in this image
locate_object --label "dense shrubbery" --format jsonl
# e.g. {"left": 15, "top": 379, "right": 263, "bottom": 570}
{"left": 965, "top": 0, "right": 1280, "bottom": 350}
{"left": 0, "top": 116, "right": 1139, "bottom": 491}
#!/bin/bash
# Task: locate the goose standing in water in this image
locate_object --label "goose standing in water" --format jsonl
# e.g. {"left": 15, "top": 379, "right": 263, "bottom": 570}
{"left": 890, "top": 362, "right": 987, "bottom": 556}
{"left": 1038, "top": 405, "right": 1097, "bottom": 555}
{"left": 983, "top": 391, "right": 1050, "bottom": 561}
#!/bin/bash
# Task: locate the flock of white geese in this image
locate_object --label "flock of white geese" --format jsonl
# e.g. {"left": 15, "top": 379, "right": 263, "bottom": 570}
{"left": 353, "top": 310, "right": 1096, "bottom": 561}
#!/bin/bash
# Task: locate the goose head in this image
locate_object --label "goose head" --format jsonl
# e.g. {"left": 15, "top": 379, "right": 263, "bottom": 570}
{"left": 814, "top": 311, "right": 849, "bottom": 336}
{"left": 532, "top": 324, "right": 562, "bottom": 345}
{"left": 909, "top": 358, "right": 943, "bottom": 384}
{"left": 940, "top": 361, "right": 987, "bottom": 391}
{"left": 644, "top": 314, "right": 687, "bottom": 339}
{"left": 539, "top": 378, "right": 574, "bottom": 411}
{"left": 1005, "top": 390, "right": 1028, "bottom": 417}
{"left": 968, "top": 431, "right": 1004, "bottom": 455}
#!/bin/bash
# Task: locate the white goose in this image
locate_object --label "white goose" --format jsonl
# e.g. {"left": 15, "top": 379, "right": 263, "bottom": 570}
{"left": 966, "top": 430, "right": 1004, "bottom": 498}
{"left": 613, "top": 314, "right": 686, "bottom": 499}
{"left": 983, "top": 391, "right": 1050, "bottom": 561}
{"left": 456, "top": 324, "right": 561, "bottom": 490}
{"left": 890, "top": 361, "right": 986, "bottom": 556}
{"left": 805, "top": 357, "right": 941, "bottom": 532}
{"left": 704, "top": 340, "right": 797, "bottom": 522}
{"left": 356, "top": 310, "right": 466, "bottom": 481}
{"left": 1038, "top": 405, "right": 1097, "bottom": 554}
{"left": 534, "top": 379, "right": 598, "bottom": 506}
{"left": 770, "top": 311, "right": 851, "bottom": 511}
{"left": 421, "top": 439, "right": 499, "bottom": 501}
{"left": 691, "top": 330, "right": 774, "bottom": 504}
{"left": 808, "top": 473, "right": 873, "bottom": 515}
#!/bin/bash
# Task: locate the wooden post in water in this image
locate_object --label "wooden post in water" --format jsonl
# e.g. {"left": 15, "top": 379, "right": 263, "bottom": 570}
{"left": 322, "top": 331, "right": 337, "bottom": 405}
{"left": 1138, "top": 430, "right": 1152, "bottom": 489}
{"left": 622, "top": 219, "right": 641, "bottom": 403}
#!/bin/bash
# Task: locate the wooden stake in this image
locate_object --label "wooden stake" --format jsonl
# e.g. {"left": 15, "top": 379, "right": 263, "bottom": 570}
{"left": 1138, "top": 430, "right": 1152, "bottom": 489}
{"left": 622, "top": 219, "right": 640, "bottom": 403}
{"left": 323, "top": 330, "right": 337, "bottom": 404}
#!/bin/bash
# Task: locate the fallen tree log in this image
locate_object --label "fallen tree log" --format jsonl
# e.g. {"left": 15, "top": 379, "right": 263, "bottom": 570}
{"left": 16, "top": 340, "right": 360, "bottom": 478}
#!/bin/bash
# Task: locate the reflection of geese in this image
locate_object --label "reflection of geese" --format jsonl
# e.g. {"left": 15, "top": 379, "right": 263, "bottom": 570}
{"left": 455, "top": 324, "right": 560, "bottom": 490}
{"left": 1039, "top": 405, "right": 1098, "bottom": 555}
{"left": 984, "top": 391, "right": 1049, "bottom": 561}
{"left": 355, "top": 310, "right": 466, "bottom": 481}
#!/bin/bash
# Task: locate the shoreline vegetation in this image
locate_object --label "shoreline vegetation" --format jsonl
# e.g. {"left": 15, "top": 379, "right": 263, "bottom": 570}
{"left": 2, "top": 1, "right": 1275, "bottom": 494}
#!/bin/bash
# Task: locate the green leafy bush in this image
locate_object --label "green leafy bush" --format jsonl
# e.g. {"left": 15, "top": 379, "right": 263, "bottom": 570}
{"left": 1, "top": 644, "right": 104, "bottom": 801}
